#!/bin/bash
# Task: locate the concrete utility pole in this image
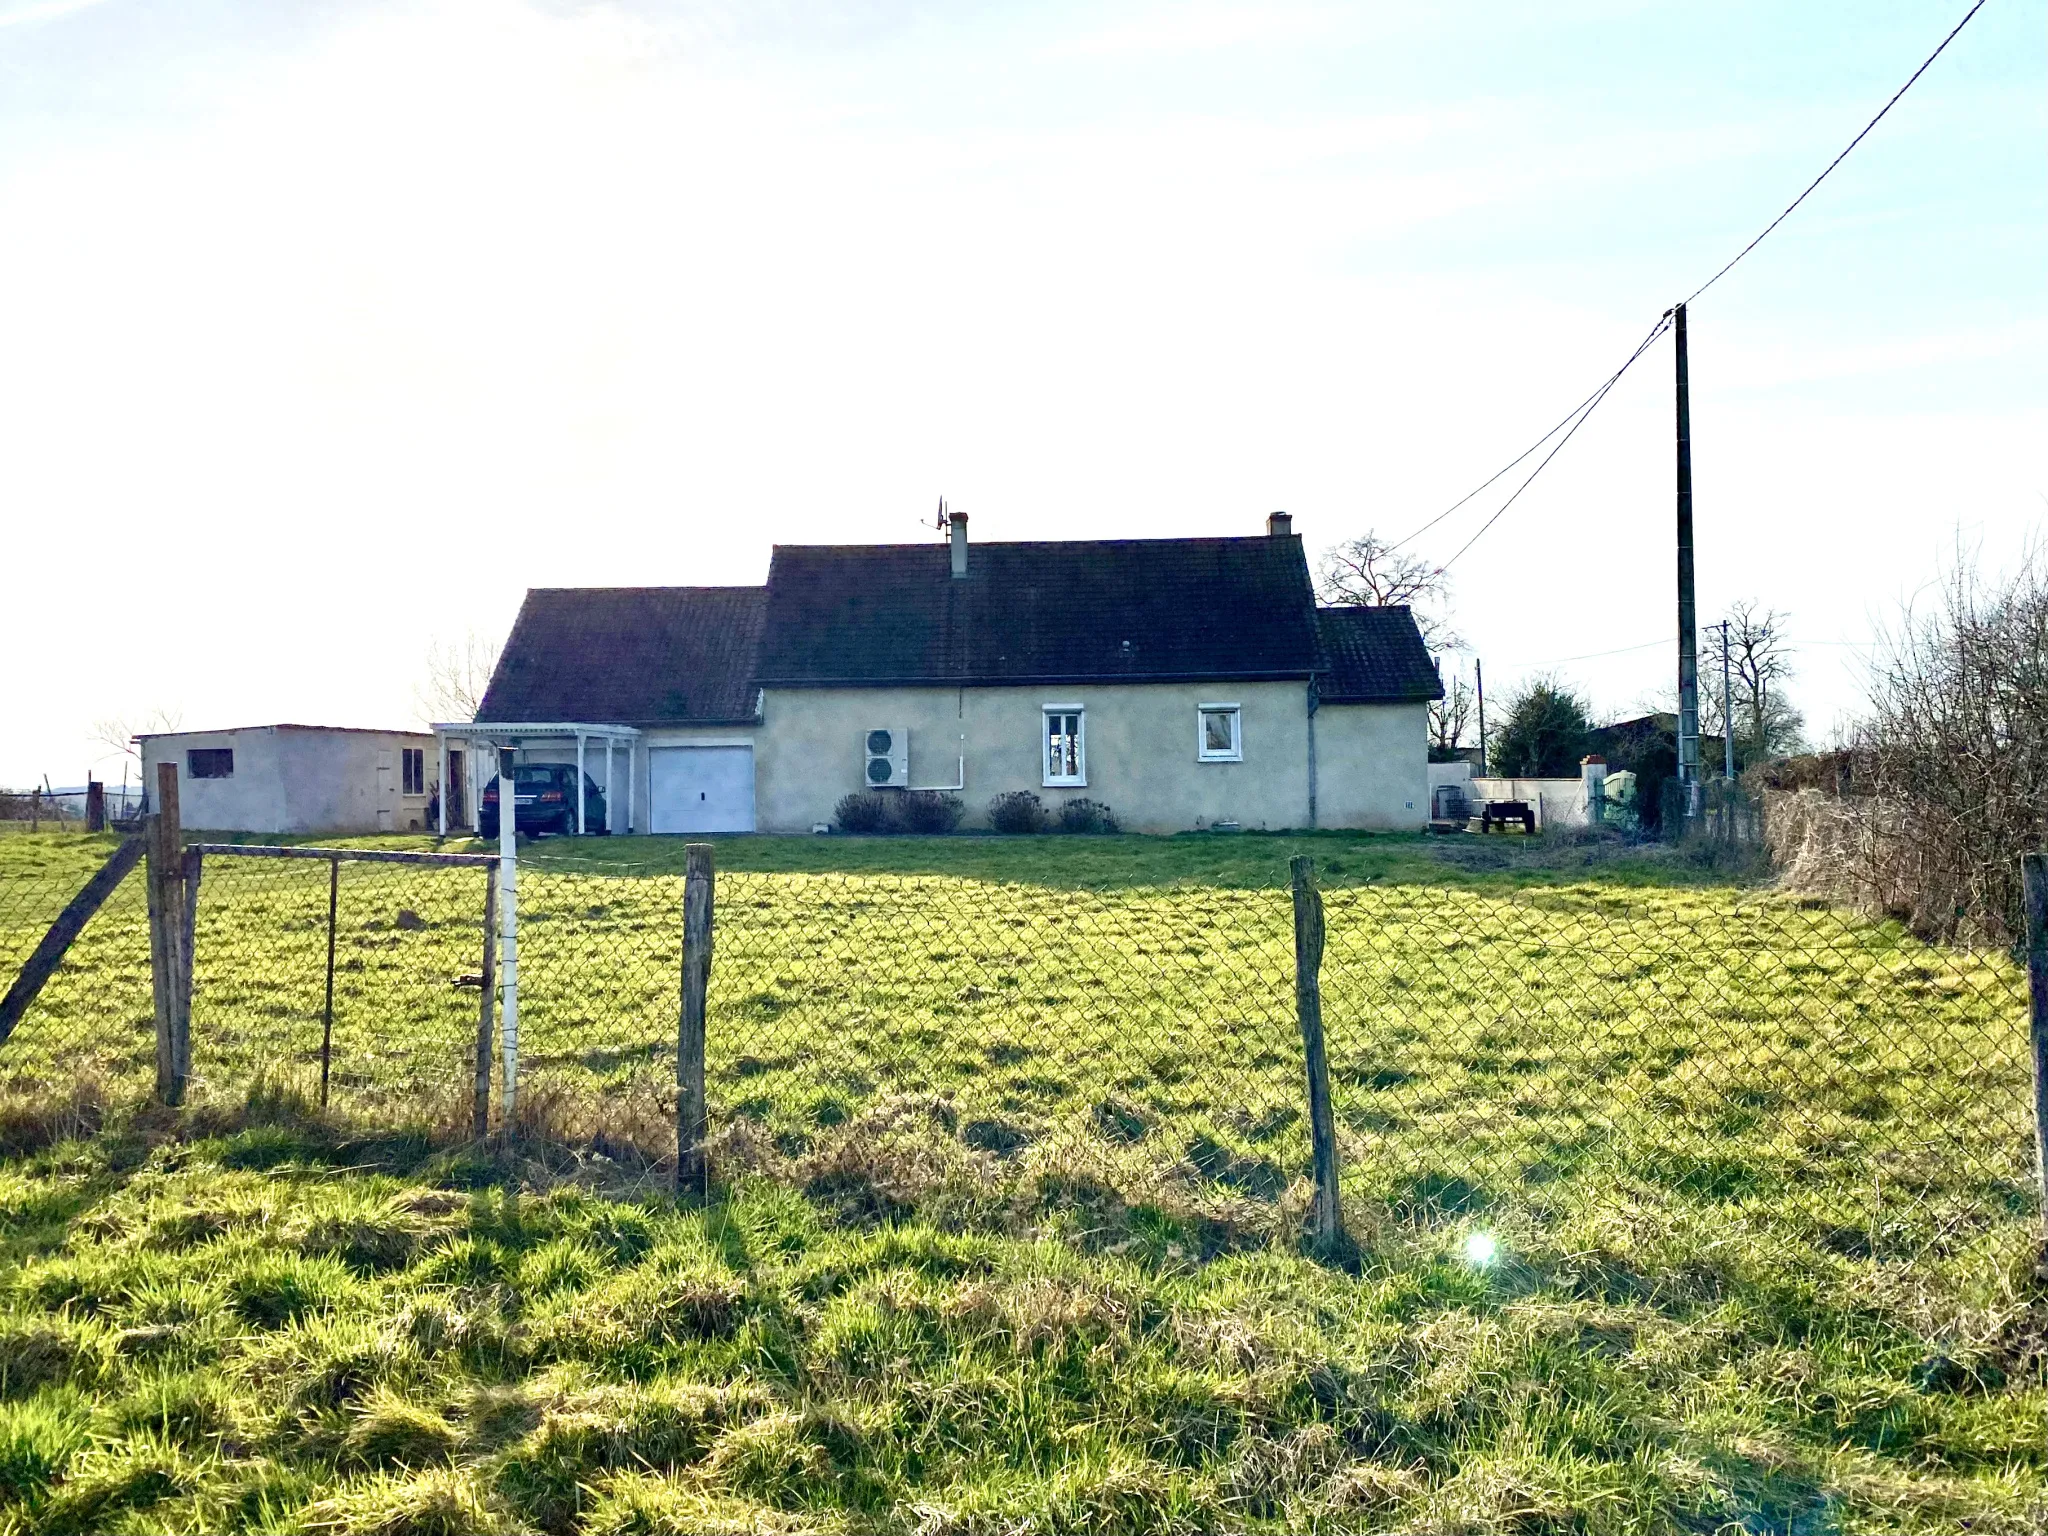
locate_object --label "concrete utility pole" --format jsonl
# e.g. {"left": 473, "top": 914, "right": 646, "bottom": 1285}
{"left": 1673, "top": 303, "right": 1700, "bottom": 816}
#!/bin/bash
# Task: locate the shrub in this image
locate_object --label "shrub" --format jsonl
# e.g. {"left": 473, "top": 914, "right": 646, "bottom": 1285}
{"left": 986, "top": 792, "right": 1047, "bottom": 835}
{"left": 1056, "top": 799, "right": 1120, "bottom": 834}
{"left": 833, "top": 792, "right": 892, "bottom": 834}
{"left": 895, "top": 791, "right": 964, "bottom": 835}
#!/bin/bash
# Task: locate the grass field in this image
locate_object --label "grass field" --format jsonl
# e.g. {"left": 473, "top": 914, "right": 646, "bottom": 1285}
{"left": 0, "top": 1114, "right": 2038, "bottom": 1534}
{"left": 0, "top": 829, "right": 2041, "bottom": 1531}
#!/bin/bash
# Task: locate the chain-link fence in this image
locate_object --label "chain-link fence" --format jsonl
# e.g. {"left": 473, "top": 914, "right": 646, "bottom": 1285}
{"left": 0, "top": 849, "right": 155, "bottom": 1112}
{"left": 0, "top": 839, "right": 2038, "bottom": 1226}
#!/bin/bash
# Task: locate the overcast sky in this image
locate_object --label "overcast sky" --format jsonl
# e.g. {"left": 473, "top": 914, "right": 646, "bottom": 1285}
{"left": 2, "top": 0, "right": 2041, "bottom": 786}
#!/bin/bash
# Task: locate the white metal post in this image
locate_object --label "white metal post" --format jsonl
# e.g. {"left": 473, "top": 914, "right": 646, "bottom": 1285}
{"left": 436, "top": 734, "right": 449, "bottom": 838}
{"left": 603, "top": 738, "right": 613, "bottom": 834}
{"left": 576, "top": 733, "right": 587, "bottom": 835}
{"left": 497, "top": 745, "right": 519, "bottom": 1122}
{"left": 626, "top": 741, "right": 635, "bottom": 834}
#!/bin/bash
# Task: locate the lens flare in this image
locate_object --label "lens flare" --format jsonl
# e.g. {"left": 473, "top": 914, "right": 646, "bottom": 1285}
{"left": 1462, "top": 1230, "right": 1499, "bottom": 1268}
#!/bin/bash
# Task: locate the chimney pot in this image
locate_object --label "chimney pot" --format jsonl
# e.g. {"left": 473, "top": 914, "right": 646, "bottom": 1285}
{"left": 950, "top": 510, "right": 969, "bottom": 578}
{"left": 1267, "top": 511, "right": 1292, "bottom": 537}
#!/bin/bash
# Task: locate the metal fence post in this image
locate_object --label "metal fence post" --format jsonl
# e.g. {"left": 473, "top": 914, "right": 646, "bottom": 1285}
{"left": 498, "top": 750, "right": 520, "bottom": 1127}
{"left": 474, "top": 867, "right": 497, "bottom": 1140}
{"left": 677, "top": 842, "right": 715, "bottom": 1197}
{"left": 319, "top": 856, "right": 338, "bottom": 1108}
{"left": 2023, "top": 852, "right": 2048, "bottom": 1240}
{"left": 1290, "top": 855, "right": 1342, "bottom": 1248}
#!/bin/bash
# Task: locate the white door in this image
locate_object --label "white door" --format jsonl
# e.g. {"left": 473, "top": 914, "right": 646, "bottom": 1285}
{"left": 649, "top": 746, "right": 755, "bottom": 834}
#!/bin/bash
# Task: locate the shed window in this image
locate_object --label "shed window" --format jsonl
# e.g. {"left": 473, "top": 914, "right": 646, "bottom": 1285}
{"left": 187, "top": 748, "right": 233, "bottom": 779}
{"left": 1043, "top": 707, "right": 1085, "bottom": 786}
{"left": 401, "top": 748, "right": 425, "bottom": 796}
{"left": 1197, "top": 704, "right": 1242, "bottom": 762}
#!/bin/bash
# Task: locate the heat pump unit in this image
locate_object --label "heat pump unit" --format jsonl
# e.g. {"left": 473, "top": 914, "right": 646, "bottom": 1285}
{"left": 864, "top": 727, "right": 910, "bottom": 787}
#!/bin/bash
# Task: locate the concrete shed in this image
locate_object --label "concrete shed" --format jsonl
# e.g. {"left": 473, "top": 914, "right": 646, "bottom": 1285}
{"left": 137, "top": 725, "right": 436, "bottom": 835}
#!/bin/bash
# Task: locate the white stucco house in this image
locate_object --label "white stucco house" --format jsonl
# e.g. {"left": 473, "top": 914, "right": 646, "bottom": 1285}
{"left": 137, "top": 725, "right": 437, "bottom": 835}
{"left": 437, "top": 513, "right": 1442, "bottom": 836}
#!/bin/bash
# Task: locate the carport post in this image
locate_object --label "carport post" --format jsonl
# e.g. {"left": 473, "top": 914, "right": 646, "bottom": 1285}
{"left": 603, "top": 738, "right": 613, "bottom": 832}
{"left": 576, "top": 733, "right": 587, "bottom": 835}
{"left": 626, "top": 742, "right": 634, "bottom": 834}
{"left": 436, "top": 735, "right": 448, "bottom": 838}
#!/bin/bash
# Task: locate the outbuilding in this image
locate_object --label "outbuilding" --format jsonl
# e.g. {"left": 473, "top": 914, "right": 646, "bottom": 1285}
{"left": 136, "top": 724, "right": 437, "bottom": 835}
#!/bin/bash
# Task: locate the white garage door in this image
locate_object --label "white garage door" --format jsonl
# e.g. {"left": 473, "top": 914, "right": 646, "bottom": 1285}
{"left": 649, "top": 746, "right": 756, "bottom": 834}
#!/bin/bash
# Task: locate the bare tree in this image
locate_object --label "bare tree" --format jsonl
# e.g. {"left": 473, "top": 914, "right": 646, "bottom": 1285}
{"left": 1846, "top": 542, "right": 2048, "bottom": 942}
{"left": 1429, "top": 661, "right": 1475, "bottom": 762}
{"left": 1722, "top": 601, "right": 1804, "bottom": 762}
{"left": 90, "top": 706, "right": 185, "bottom": 768}
{"left": 416, "top": 630, "right": 501, "bottom": 726}
{"left": 1317, "top": 532, "right": 1462, "bottom": 651}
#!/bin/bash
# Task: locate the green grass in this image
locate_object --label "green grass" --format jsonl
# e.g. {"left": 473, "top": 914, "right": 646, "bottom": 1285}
{"left": 0, "top": 831, "right": 2042, "bottom": 1530}
{"left": 0, "top": 1124, "right": 2033, "bottom": 1534}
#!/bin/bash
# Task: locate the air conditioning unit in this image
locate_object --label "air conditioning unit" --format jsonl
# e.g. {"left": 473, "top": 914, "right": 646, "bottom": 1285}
{"left": 864, "top": 727, "right": 910, "bottom": 787}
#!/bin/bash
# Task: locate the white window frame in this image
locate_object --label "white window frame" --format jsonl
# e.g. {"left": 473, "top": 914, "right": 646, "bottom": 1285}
{"left": 1196, "top": 702, "right": 1242, "bottom": 762}
{"left": 1042, "top": 704, "right": 1086, "bottom": 787}
{"left": 401, "top": 747, "right": 426, "bottom": 796}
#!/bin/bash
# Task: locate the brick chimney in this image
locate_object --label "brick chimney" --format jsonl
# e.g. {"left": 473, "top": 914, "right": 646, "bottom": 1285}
{"left": 950, "top": 510, "right": 969, "bottom": 578}
{"left": 1267, "top": 511, "right": 1292, "bottom": 537}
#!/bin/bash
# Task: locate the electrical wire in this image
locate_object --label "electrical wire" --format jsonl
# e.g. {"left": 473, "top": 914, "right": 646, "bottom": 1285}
{"left": 1389, "top": 0, "right": 1990, "bottom": 568}
{"left": 1683, "top": 0, "right": 1989, "bottom": 306}
{"left": 1438, "top": 313, "right": 1671, "bottom": 572}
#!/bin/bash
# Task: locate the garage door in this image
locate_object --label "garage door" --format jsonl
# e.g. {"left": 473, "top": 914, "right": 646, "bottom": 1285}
{"left": 649, "top": 746, "right": 756, "bottom": 834}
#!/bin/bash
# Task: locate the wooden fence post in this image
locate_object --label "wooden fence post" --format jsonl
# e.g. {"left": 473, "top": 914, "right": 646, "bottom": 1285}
{"left": 1290, "top": 855, "right": 1343, "bottom": 1249}
{"left": 2023, "top": 853, "right": 2048, "bottom": 1242}
{"left": 473, "top": 867, "right": 497, "bottom": 1140}
{"left": 677, "top": 842, "right": 715, "bottom": 1197}
{"left": 146, "top": 762, "right": 188, "bottom": 1105}
{"left": 85, "top": 780, "right": 105, "bottom": 833}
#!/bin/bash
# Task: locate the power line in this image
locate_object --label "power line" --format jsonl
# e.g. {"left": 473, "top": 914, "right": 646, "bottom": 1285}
{"left": 1683, "top": 0, "right": 1990, "bottom": 306}
{"left": 1438, "top": 314, "right": 1671, "bottom": 572}
{"left": 1390, "top": 0, "right": 1991, "bottom": 566}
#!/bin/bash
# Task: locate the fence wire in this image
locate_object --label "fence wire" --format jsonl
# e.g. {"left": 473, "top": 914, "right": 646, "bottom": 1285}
{"left": 0, "top": 840, "right": 2036, "bottom": 1224}
{"left": 187, "top": 855, "right": 493, "bottom": 1125}
{"left": 0, "top": 854, "right": 155, "bottom": 1106}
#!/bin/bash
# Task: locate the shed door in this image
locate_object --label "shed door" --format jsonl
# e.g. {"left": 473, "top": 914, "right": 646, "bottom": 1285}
{"left": 649, "top": 746, "right": 755, "bottom": 834}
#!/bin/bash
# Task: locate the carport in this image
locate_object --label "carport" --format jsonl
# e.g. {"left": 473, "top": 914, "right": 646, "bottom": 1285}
{"left": 431, "top": 722, "right": 641, "bottom": 836}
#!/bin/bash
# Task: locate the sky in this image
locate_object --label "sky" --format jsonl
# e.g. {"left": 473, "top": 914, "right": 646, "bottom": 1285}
{"left": 1, "top": 0, "right": 2041, "bottom": 785}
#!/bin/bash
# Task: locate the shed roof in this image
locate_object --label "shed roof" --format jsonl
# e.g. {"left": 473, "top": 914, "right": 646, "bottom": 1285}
{"left": 755, "top": 536, "right": 1323, "bottom": 687}
{"left": 1313, "top": 606, "right": 1443, "bottom": 704}
{"left": 476, "top": 587, "right": 766, "bottom": 725}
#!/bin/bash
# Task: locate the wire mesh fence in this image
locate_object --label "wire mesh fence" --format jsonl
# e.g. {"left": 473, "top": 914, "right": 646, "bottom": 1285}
{"left": 0, "top": 855, "right": 155, "bottom": 1106}
{"left": 0, "top": 839, "right": 2038, "bottom": 1226}
{"left": 186, "top": 853, "right": 495, "bottom": 1126}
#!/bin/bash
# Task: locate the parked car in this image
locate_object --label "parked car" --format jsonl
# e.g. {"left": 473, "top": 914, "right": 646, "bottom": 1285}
{"left": 479, "top": 765, "right": 608, "bottom": 837}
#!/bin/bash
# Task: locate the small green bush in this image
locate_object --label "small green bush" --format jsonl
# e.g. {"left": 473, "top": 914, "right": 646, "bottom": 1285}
{"left": 833, "top": 792, "right": 893, "bottom": 834}
{"left": 1056, "top": 799, "right": 1120, "bottom": 834}
{"left": 896, "top": 791, "right": 965, "bottom": 834}
{"left": 986, "top": 792, "right": 1048, "bottom": 835}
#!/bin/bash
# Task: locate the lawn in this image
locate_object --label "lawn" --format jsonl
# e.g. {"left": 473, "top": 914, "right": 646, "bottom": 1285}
{"left": 0, "top": 1118, "right": 2038, "bottom": 1534}
{"left": 0, "top": 830, "right": 2041, "bottom": 1532}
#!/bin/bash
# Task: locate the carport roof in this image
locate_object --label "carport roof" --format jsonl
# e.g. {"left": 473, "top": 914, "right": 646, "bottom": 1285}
{"left": 476, "top": 586, "right": 766, "bottom": 726}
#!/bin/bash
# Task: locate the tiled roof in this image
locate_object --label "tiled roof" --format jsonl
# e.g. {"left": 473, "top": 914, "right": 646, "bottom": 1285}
{"left": 755, "top": 536, "right": 1323, "bottom": 687}
{"left": 1314, "top": 606, "right": 1443, "bottom": 704}
{"left": 476, "top": 587, "right": 765, "bottom": 725}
